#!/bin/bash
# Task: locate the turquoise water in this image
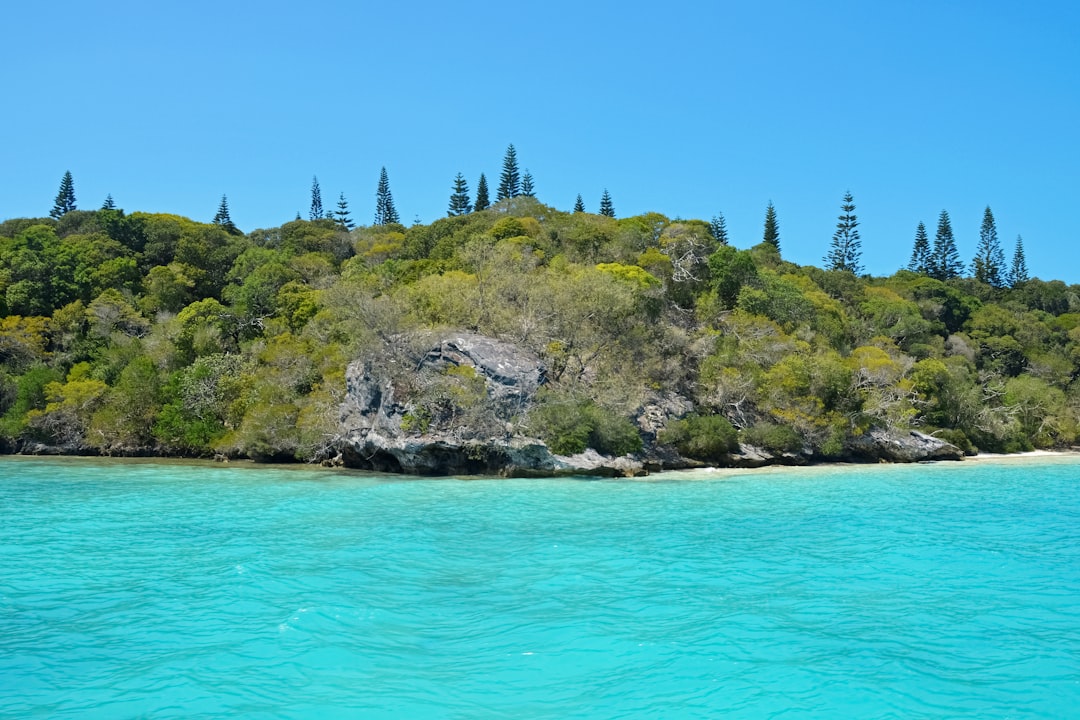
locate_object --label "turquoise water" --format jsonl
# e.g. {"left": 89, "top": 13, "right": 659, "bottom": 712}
{"left": 1, "top": 458, "right": 1078, "bottom": 718}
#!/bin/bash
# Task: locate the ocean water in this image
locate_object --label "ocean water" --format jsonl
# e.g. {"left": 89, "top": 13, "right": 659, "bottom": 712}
{"left": 1, "top": 457, "right": 1078, "bottom": 719}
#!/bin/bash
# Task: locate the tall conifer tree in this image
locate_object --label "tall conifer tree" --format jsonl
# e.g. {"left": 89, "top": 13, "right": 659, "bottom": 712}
{"left": 497, "top": 144, "right": 521, "bottom": 201}
{"left": 50, "top": 171, "right": 77, "bottom": 219}
{"left": 474, "top": 173, "right": 490, "bottom": 211}
{"left": 447, "top": 173, "right": 472, "bottom": 216}
{"left": 101, "top": 194, "right": 116, "bottom": 210}
{"left": 521, "top": 170, "right": 535, "bottom": 197}
{"left": 1008, "top": 234, "right": 1029, "bottom": 287}
{"left": 931, "top": 209, "right": 963, "bottom": 280}
{"left": 972, "top": 206, "right": 1006, "bottom": 287}
{"left": 762, "top": 201, "right": 780, "bottom": 250}
{"left": 334, "top": 192, "right": 355, "bottom": 230}
{"left": 573, "top": 194, "right": 585, "bottom": 213}
{"left": 374, "top": 167, "right": 400, "bottom": 225}
{"left": 908, "top": 221, "right": 933, "bottom": 274}
{"left": 309, "top": 176, "right": 323, "bottom": 221}
{"left": 709, "top": 213, "right": 730, "bottom": 245}
{"left": 824, "top": 191, "right": 862, "bottom": 273}
{"left": 213, "top": 194, "right": 239, "bottom": 234}
{"left": 599, "top": 189, "right": 615, "bottom": 218}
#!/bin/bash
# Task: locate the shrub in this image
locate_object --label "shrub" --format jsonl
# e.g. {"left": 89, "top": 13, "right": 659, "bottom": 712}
{"left": 934, "top": 428, "right": 974, "bottom": 455}
{"left": 659, "top": 414, "right": 738, "bottom": 461}
{"left": 531, "top": 400, "right": 642, "bottom": 457}
{"left": 740, "top": 422, "right": 803, "bottom": 454}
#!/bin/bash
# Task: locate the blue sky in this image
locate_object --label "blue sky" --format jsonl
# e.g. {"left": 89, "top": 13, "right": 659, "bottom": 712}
{"left": 2, "top": 1, "right": 1078, "bottom": 282}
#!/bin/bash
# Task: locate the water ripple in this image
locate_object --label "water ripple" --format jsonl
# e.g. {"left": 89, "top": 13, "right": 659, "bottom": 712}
{"left": 1, "top": 457, "right": 1078, "bottom": 718}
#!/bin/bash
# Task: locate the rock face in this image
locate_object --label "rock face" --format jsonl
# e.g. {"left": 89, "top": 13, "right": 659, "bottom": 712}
{"left": 337, "top": 332, "right": 964, "bottom": 476}
{"left": 338, "top": 332, "right": 644, "bottom": 476}
{"left": 847, "top": 428, "right": 964, "bottom": 463}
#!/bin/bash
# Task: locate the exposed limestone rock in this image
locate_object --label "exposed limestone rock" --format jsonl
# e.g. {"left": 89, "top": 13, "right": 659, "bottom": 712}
{"left": 728, "top": 444, "right": 810, "bottom": 468}
{"left": 338, "top": 332, "right": 964, "bottom": 476}
{"left": 847, "top": 428, "right": 964, "bottom": 463}
{"left": 339, "top": 332, "right": 645, "bottom": 476}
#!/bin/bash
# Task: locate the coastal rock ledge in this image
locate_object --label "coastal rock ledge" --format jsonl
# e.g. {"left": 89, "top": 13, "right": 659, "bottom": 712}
{"left": 337, "top": 332, "right": 645, "bottom": 476}
{"left": 337, "top": 332, "right": 963, "bottom": 476}
{"left": 847, "top": 428, "right": 964, "bottom": 463}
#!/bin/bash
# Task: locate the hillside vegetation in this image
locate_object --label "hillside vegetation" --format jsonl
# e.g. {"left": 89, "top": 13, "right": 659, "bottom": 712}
{"left": 1, "top": 194, "right": 1078, "bottom": 463}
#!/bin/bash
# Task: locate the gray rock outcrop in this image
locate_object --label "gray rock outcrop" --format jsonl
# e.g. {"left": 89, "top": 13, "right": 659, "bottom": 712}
{"left": 337, "top": 332, "right": 964, "bottom": 476}
{"left": 338, "top": 332, "right": 643, "bottom": 476}
{"left": 847, "top": 428, "right": 964, "bottom": 463}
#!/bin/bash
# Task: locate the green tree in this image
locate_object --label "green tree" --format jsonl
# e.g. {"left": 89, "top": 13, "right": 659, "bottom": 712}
{"left": 334, "top": 192, "right": 355, "bottom": 230}
{"left": 309, "top": 176, "right": 323, "bottom": 221}
{"left": 763, "top": 201, "right": 780, "bottom": 250}
{"left": 374, "top": 167, "right": 400, "bottom": 225}
{"left": 447, "top": 172, "right": 472, "bottom": 216}
{"left": 213, "top": 194, "right": 239, "bottom": 234}
{"left": 101, "top": 194, "right": 116, "bottom": 210}
{"left": 931, "top": 209, "right": 963, "bottom": 280}
{"left": 474, "top": 173, "right": 490, "bottom": 211}
{"left": 708, "top": 245, "right": 760, "bottom": 308}
{"left": 1008, "top": 234, "right": 1029, "bottom": 286}
{"left": 972, "top": 206, "right": 1006, "bottom": 287}
{"left": 497, "top": 144, "right": 521, "bottom": 201}
{"left": 50, "top": 171, "right": 77, "bottom": 219}
{"left": 521, "top": 170, "right": 535, "bottom": 197}
{"left": 89, "top": 356, "right": 162, "bottom": 452}
{"left": 908, "top": 221, "right": 932, "bottom": 274}
{"left": 709, "top": 212, "right": 729, "bottom": 245}
{"left": 599, "top": 189, "right": 615, "bottom": 218}
{"left": 573, "top": 194, "right": 585, "bottom": 213}
{"left": 824, "top": 191, "right": 861, "bottom": 273}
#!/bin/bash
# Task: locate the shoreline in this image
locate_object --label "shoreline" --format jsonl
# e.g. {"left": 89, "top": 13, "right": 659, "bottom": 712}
{"left": 2, "top": 447, "right": 1079, "bottom": 480}
{"left": 956, "top": 448, "right": 1080, "bottom": 461}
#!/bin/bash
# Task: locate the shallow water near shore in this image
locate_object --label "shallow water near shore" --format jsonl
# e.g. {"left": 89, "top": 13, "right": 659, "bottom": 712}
{"left": 2, "top": 456, "right": 1078, "bottom": 718}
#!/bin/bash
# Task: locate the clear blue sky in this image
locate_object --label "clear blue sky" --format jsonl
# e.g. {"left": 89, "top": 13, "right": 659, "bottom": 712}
{"left": 2, "top": 0, "right": 1078, "bottom": 282}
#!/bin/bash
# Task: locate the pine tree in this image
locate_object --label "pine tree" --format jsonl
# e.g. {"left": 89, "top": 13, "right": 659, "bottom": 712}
{"left": 972, "top": 206, "right": 1006, "bottom": 287}
{"left": 709, "top": 213, "right": 729, "bottom": 245}
{"left": 497, "top": 144, "right": 521, "bottom": 201}
{"left": 50, "top": 171, "right": 77, "bottom": 219}
{"left": 599, "top": 189, "right": 615, "bottom": 218}
{"left": 334, "top": 192, "right": 355, "bottom": 230}
{"left": 474, "top": 173, "right": 490, "bottom": 211}
{"left": 447, "top": 173, "right": 472, "bottom": 216}
{"left": 908, "top": 221, "right": 933, "bottom": 274}
{"left": 374, "top": 167, "right": 400, "bottom": 225}
{"left": 213, "top": 194, "right": 239, "bottom": 234}
{"left": 762, "top": 201, "right": 780, "bottom": 250}
{"left": 931, "top": 209, "right": 963, "bottom": 280}
{"left": 295, "top": 211, "right": 302, "bottom": 221}
{"left": 1008, "top": 234, "right": 1029, "bottom": 287}
{"left": 310, "top": 176, "right": 323, "bottom": 221}
{"left": 824, "top": 191, "right": 862, "bottom": 273}
{"left": 101, "top": 194, "right": 116, "bottom": 210}
{"left": 521, "top": 170, "right": 535, "bottom": 197}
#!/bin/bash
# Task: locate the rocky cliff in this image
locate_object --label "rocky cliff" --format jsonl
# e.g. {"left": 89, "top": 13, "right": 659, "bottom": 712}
{"left": 337, "top": 332, "right": 963, "bottom": 476}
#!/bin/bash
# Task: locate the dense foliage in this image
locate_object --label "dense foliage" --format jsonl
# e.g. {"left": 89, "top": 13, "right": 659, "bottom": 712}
{"left": 2, "top": 185, "right": 1078, "bottom": 462}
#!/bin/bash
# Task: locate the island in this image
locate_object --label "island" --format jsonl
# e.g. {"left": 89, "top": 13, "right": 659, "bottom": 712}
{"left": 1, "top": 164, "right": 1076, "bottom": 475}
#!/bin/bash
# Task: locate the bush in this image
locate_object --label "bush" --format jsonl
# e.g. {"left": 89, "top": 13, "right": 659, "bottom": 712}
{"left": 933, "top": 428, "right": 975, "bottom": 455}
{"left": 531, "top": 400, "right": 642, "bottom": 457}
{"left": 659, "top": 414, "right": 738, "bottom": 461}
{"left": 740, "top": 422, "right": 803, "bottom": 454}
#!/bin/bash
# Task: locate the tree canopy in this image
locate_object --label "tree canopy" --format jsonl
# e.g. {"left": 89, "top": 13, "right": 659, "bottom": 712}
{"left": 0, "top": 165, "right": 1070, "bottom": 468}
